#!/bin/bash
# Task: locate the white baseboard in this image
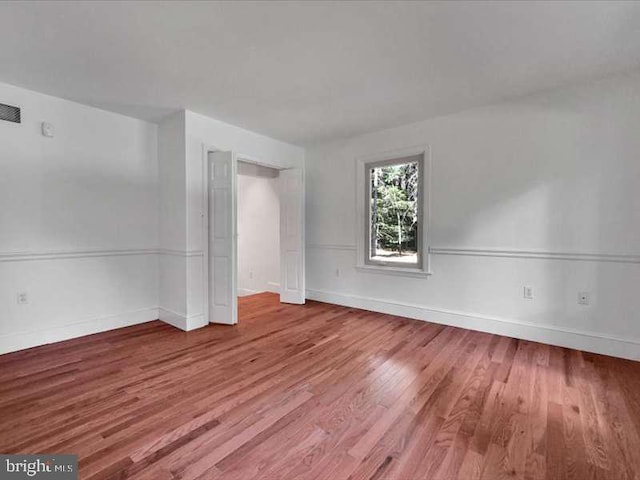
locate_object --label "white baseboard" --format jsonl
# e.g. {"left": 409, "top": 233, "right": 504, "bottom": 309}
{"left": 239, "top": 284, "right": 280, "bottom": 296}
{"left": 5, "top": 292, "right": 636, "bottom": 361}
{"left": 306, "top": 289, "right": 640, "bottom": 361}
{"left": 158, "top": 307, "right": 187, "bottom": 330}
{"left": 0, "top": 307, "right": 159, "bottom": 355}
{"left": 0, "top": 306, "right": 207, "bottom": 355}
{"left": 186, "top": 314, "right": 207, "bottom": 331}
{"left": 158, "top": 307, "right": 206, "bottom": 332}
{"left": 238, "top": 288, "right": 259, "bottom": 297}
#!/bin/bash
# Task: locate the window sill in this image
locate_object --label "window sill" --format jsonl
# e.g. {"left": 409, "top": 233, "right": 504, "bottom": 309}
{"left": 355, "top": 264, "right": 432, "bottom": 279}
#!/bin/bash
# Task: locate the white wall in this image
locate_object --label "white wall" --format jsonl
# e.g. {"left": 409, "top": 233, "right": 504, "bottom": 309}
{"left": 156, "top": 110, "right": 304, "bottom": 329}
{"left": 0, "top": 87, "right": 303, "bottom": 351}
{"left": 306, "top": 71, "right": 640, "bottom": 360}
{"left": 157, "top": 111, "right": 187, "bottom": 327}
{"left": 0, "top": 82, "right": 159, "bottom": 354}
{"left": 185, "top": 111, "right": 304, "bottom": 324}
{"left": 237, "top": 161, "right": 280, "bottom": 296}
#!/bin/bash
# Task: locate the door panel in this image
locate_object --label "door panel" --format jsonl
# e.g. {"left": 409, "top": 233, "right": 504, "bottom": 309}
{"left": 279, "top": 168, "right": 305, "bottom": 304}
{"left": 209, "top": 151, "right": 237, "bottom": 324}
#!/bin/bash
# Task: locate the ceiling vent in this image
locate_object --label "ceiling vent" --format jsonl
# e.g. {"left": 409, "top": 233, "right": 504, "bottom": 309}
{"left": 0, "top": 103, "right": 21, "bottom": 124}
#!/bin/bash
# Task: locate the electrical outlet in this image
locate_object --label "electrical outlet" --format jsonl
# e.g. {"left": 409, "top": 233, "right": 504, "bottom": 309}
{"left": 523, "top": 286, "right": 534, "bottom": 300}
{"left": 578, "top": 291, "right": 590, "bottom": 305}
{"left": 335, "top": 268, "right": 340, "bottom": 277}
{"left": 17, "top": 292, "right": 28, "bottom": 305}
{"left": 249, "top": 270, "right": 253, "bottom": 279}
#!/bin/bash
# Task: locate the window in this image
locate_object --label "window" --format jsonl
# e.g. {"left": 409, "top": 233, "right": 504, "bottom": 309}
{"left": 356, "top": 148, "right": 430, "bottom": 277}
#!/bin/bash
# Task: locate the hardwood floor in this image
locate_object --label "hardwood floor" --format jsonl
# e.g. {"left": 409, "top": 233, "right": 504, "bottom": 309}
{"left": 1, "top": 293, "right": 639, "bottom": 480}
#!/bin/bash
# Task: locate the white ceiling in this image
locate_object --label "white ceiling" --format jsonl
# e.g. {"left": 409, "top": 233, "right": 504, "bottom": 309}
{"left": 2, "top": 1, "right": 640, "bottom": 145}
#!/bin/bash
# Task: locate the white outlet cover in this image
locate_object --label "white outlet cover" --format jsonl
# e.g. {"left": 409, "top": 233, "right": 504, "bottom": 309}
{"left": 578, "top": 292, "right": 590, "bottom": 305}
{"left": 523, "top": 286, "right": 534, "bottom": 299}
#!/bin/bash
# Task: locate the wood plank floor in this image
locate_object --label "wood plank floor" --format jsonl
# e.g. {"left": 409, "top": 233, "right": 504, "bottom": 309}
{"left": 1, "top": 293, "right": 640, "bottom": 480}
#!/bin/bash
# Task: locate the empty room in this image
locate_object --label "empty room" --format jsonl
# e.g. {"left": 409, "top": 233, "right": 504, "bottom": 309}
{"left": 1, "top": 1, "right": 639, "bottom": 479}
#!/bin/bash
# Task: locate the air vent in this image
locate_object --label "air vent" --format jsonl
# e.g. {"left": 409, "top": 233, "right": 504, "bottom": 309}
{"left": 0, "top": 103, "right": 21, "bottom": 124}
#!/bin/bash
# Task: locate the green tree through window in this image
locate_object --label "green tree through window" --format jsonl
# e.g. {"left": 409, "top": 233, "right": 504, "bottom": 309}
{"left": 370, "top": 161, "right": 419, "bottom": 263}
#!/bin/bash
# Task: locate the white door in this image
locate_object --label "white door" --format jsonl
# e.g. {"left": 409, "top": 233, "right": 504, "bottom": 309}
{"left": 209, "top": 151, "right": 238, "bottom": 324}
{"left": 279, "top": 168, "right": 305, "bottom": 304}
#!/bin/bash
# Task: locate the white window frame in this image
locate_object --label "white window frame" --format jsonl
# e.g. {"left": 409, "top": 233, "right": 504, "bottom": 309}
{"left": 355, "top": 145, "right": 431, "bottom": 278}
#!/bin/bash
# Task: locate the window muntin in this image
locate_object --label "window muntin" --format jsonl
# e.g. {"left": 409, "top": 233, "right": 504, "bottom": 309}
{"left": 365, "top": 154, "right": 423, "bottom": 269}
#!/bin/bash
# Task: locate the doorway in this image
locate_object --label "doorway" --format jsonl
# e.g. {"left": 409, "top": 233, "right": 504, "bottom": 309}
{"left": 237, "top": 160, "right": 280, "bottom": 297}
{"left": 204, "top": 149, "right": 305, "bottom": 326}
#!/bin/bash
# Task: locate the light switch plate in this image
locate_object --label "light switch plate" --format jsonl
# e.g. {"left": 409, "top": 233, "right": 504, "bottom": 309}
{"left": 41, "top": 122, "right": 55, "bottom": 137}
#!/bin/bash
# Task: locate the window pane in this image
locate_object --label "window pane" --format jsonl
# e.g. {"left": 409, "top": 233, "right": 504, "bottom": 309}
{"left": 369, "top": 161, "right": 419, "bottom": 264}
